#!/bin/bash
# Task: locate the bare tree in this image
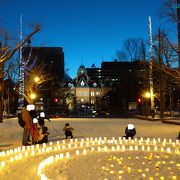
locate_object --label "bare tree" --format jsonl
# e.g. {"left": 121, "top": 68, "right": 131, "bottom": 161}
{"left": 24, "top": 64, "right": 52, "bottom": 104}
{"left": 116, "top": 38, "right": 147, "bottom": 61}
{"left": 0, "top": 24, "right": 41, "bottom": 123}
{"left": 152, "top": 28, "right": 179, "bottom": 117}
{"left": 159, "top": 0, "right": 180, "bottom": 70}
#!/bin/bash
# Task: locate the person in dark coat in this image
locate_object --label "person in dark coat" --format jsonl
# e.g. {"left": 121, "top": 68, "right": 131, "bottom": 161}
{"left": 124, "top": 124, "right": 136, "bottom": 139}
{"left": 21, "top": 106, "right": 33, "bottom": 146}
{"left": 38, "top": 112, "right": 50, "bottom": 130}
{"left": 37, "top": 126, "right": 50, "bottom": 144}
{"left": 63, "top": 123, "right": 74, "bottom": 139}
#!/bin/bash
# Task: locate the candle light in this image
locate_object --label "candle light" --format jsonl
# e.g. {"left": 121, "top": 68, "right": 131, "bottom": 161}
{"left": 161, "top": 147, "right": 164, "bottom": 152}
{"left": 10, "top": 157, "right": 14, "bottom": 162}
{"left": 104, "top": 146, "right": 108, "bottom": 151}
{"left": 129, "top": 146, "right": 133, "bottom": 151}
{"left": 15, "top": 155, "right": 19, "bottom": 160}
{"left": 167, "top": 148, "right": 171, "bottom": 153}
{"left": 122, "top": 145, "right": 125, "bottom": 151}
{"left": 116, "top": 145, "right": 120, "bottom": 151}
{"left": 76, "top": 150, "right": 80, "bottom": 155}
{"left": 31, "top": 150, "right": 35, "bottom": 156}
{"left": 111, "top": 146, "right": 115, "bottom": 152}
{"left": 55, "top": 154, "right": 59, "bottom": 161}
{"left": 60, "top": 153, "right": 64, "bottom": 159}
{"left": 83, "top": 149, "right": 87, "bottom": 155}
{"left": 154, "top": 146, "right": 158, "bottom": 151}
{"left": 43, "top": 143, "right": 46, "bottom": 148}
{"left": 98, "top": 147, "right": 101, "bottom": 152}
{"left": 18, "top": 153, "right": 23, "bottom": 160}
{"left": 91, "top": 147, "right": 95, "bottom": 152}
{"left": 36, "top": 144, "right": 39, "bottom": 149}
{"left": 68, "top": 144, "right": 71, "bottom": 148}
{"left": 1, "top": 161, "right": 5, "bottom": 168}
{"left": 31, "top": 145, "right": 34, "bottom": 150}
{"left": 74, "top": 144, "right": 77, "bottom": 148}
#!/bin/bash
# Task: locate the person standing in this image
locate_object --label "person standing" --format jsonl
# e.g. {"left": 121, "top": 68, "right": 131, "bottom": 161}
{"left": 21, "top": 106, "right": 33, "bottom": 146}
{"left": 38, "top": 112, "right": 50, "bottom": 130}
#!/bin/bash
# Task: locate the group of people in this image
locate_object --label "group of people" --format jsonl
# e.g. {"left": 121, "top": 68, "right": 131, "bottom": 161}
{"left": 18, "top": 104, "right": 50, "bottom": 146}
{"left": 18, "top": 104, "right": 139, "bottom": 146}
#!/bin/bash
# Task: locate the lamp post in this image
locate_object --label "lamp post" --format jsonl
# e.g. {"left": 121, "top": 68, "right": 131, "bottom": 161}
{"left": 143, "top": 92, "right": 151, "bottom": 117}
{"left": 30, "top": 93, "right": 37, "bottom": 104}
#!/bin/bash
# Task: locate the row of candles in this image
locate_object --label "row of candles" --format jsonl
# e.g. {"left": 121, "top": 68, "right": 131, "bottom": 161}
{"left": 0, "top": 137, "right": 179, "bottom": 175}
{"left": 1, "top": 137, "right": 179, "bottom": 157}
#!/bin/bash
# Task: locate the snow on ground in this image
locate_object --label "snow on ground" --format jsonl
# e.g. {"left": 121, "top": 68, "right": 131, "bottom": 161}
{"left": 0, "top": 118, "right": 180, "bottom": 179}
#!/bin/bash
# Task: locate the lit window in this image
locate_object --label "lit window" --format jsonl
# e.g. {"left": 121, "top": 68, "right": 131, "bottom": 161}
{"left": 91, "top": 92, "right": 95, "bottom": 96}
{"left": 96, "top": 92, "right": 100, "bottom": 96}
{"left": 91, "top": 100, "right": 94, "bottom": 104}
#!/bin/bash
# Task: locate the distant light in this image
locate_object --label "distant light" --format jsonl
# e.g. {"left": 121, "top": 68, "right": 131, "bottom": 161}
{"left": 34, "top": 76, "right": 40, "bottom": 83}
{"left": 145, "top": 92, "right": 151, "bottom": 98}
{"left": 30, "top": 93, "right": 36, "bottom": 99}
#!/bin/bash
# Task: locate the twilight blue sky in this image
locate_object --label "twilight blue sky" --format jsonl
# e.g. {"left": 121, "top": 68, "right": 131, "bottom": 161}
{"left": 0, "top": 0, "right": 176, "bottom": 78}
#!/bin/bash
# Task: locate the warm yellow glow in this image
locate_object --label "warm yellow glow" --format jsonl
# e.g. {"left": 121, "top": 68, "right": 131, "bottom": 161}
{"left": 30, "top": 93, "right": 36, "bottom": 99}
{"left": 144, "top": 92, "right": 151, "bottom": 98}
{"left": 34, "top": 76, "right": 40, "bottom": 83}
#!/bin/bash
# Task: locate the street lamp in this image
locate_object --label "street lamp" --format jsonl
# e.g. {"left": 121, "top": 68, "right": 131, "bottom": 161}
{"left": 145, "top": 92, "right": 151, "bottom": 99}
{"left": 30, "top": 93, "right": 37, "bottom": 100}
{"left": 143, "top": 91, "right": 151, "bottom": 117}
{"left": 34, "top": 76, "right": 40, "bottom": 83}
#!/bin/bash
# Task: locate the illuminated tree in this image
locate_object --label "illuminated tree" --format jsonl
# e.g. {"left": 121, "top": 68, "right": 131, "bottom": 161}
{"left": 0, "top": 24, "right": 40, "bottom": 123}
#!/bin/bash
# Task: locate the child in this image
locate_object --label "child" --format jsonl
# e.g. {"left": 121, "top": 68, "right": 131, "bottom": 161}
{"left": 63, "top": 123, "right": 74, "bottom": 139}
{"left": 37, "top": 126, "right": 50, "bottom": 144}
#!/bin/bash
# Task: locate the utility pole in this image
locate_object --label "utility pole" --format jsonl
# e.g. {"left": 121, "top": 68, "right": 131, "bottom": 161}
{"left": 148, "top": 16, "right": 155, "bottom": 118}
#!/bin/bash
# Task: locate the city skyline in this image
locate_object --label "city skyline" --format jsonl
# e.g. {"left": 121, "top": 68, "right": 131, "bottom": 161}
{"left": 0, "top": 0, "right": 176, "bottom": 78}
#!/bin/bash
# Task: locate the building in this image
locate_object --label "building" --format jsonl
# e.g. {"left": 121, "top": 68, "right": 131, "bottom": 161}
{"left": 86, "top": 61, "right": 147, "bottom": 112}
{"left": 75, "top": 65, "right": 111, "bottom": 105}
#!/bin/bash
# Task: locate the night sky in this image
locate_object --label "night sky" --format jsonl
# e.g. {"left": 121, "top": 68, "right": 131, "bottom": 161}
{"left": 0, "top": 0, "right": 175, "bottom": 78}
